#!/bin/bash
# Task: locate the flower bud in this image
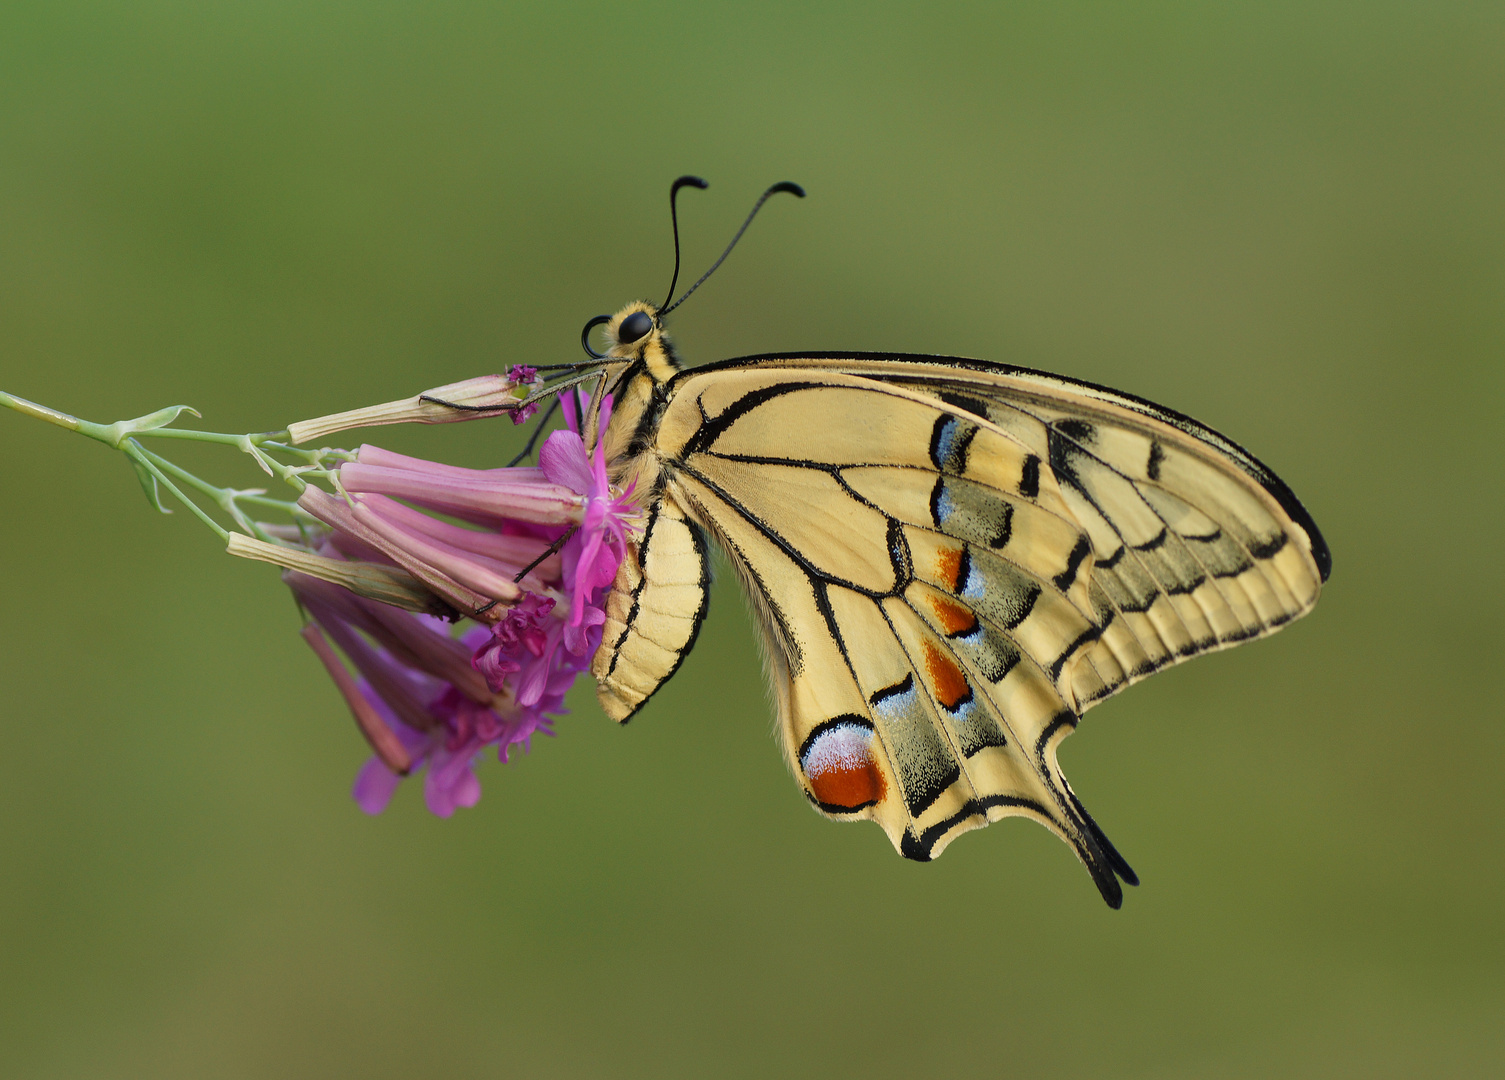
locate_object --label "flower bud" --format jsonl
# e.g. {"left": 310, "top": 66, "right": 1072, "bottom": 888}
{"left": 286, "top": 372, "right": 540, "bottom": 446}
{"left": 226, "top": 532, "right": 450, "bottom": 616}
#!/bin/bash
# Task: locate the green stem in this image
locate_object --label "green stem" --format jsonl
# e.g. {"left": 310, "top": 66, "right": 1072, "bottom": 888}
{"left": 137, "top": 427, "right": 290, "bottom": 446}
{"left": 134, "top": 445, "right": 311, "bottom": 543}
{"left": 118, "top": 424, "right": 317, "bottom": 493}
{"left": 238, "top": 492, "right": 318, "bottom": 514}
{"left": 0, "top": 390, "right": 84, "bottom": 433}
{"left": 122, "top": 440, "right": 230, "bottom": 541}
{"left": 259, "top": 440, "right": 353, "bottom": 464}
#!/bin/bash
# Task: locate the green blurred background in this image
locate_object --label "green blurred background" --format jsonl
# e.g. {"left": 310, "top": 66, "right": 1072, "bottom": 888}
{"left": 1, "top": 3, "right": 1500, "bottom": 1077}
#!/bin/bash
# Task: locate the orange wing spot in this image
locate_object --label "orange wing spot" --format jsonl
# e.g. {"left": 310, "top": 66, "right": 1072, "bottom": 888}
{"left": 927, "top": 594, "right": 978, "bottom": 637}
{"left": 803, "top": 724, "right": 886, "bottom": 809}
{"left": 935, "top": 545, "right": 966, "bottom": 591}
{"left": 809, "top": 759, "right": 885, "bottom": 809}
{"left": 922, "top": 638, "right": 972, "bottom": 711}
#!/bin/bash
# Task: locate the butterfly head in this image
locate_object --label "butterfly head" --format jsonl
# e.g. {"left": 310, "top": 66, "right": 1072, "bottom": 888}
{"left": 581, "top": 300, "right": 680, "bottom": 383}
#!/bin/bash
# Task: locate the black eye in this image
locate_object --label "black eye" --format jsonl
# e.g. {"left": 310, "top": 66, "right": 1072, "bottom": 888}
{"left": 618, "top": 310, "right": 653, "bottom": 344}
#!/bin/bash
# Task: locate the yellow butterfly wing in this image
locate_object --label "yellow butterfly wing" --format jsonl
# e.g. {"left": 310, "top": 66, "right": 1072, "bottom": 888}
{"left": 594, "top": 355, "right": 1328, "bottom": 907}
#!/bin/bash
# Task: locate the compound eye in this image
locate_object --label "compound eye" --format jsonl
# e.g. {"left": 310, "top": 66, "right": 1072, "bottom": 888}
{"left": 617, "top": 310, "right": 654, "bottom": 344}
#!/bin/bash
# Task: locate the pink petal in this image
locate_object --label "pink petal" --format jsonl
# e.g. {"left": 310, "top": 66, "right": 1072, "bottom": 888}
{"left": 353, "top": 756, "right": 403, "bottom": 814}
{"left": 423, "top": 769, "right": 459, "bottom": 818}
{"left": 450, "top": 768, "right": 483, "bottom": 810}
{"left": 538, "top": 430, "right": 594, "bottom": 495}
{"left": 423, "top": 741, "right": 488, "bottom": 817}
{"left": 517, "top": 654, "right": 553, "bottom": 706}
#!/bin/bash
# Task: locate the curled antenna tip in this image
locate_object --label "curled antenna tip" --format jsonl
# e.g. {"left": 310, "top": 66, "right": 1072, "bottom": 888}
{"left": 661, "top": 179, "right": 808, "bottom": 315}
{"left": 672, "top": 175, "right": 709, "bottom": 194}
{"left": 580, "top": 314, "right": 611, "bottom": 360}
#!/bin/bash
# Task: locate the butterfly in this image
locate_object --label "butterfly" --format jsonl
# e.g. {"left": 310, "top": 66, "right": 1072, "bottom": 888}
{"left": 558, "top": 178, "right": 1329, "bottom": 908}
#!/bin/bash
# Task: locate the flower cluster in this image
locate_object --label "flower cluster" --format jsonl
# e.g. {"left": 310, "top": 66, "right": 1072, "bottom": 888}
{"left": 291, "top": 389, "right": 637, "bottom": 815}
{"left": 2, "top": 368, "right": 634, "bottom": 816}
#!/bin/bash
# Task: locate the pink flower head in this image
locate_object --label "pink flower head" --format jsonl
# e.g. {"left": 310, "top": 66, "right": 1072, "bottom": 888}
{"left": 291, "top": 384, "right": 638, "bottom": 817}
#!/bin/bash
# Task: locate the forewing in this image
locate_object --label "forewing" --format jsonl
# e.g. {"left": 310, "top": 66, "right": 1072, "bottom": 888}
{"left": 672, "top": 353, "right": 1329, "bottom": 714}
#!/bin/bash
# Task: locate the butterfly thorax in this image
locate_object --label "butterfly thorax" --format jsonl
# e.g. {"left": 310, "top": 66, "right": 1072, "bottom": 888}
{"left": 594, "top": 301, "right": 681, "bottom": 499}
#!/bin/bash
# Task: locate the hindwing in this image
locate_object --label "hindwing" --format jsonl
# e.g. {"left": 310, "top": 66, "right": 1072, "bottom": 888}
{"left": 593, "top": 497, "right": 711, "bottom": 721}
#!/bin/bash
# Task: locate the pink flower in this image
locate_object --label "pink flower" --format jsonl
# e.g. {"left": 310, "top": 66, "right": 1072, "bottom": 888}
{"left": 290, "top": 388, "right": 638, "bottom": 817}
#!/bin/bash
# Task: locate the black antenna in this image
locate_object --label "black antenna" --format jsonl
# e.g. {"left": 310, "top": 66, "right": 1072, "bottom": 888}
{"left": 661, "top": 176, "right": 709, "bottom": 312}
{"left": 662, "top": 181, "right": 805, "bottom": 316}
